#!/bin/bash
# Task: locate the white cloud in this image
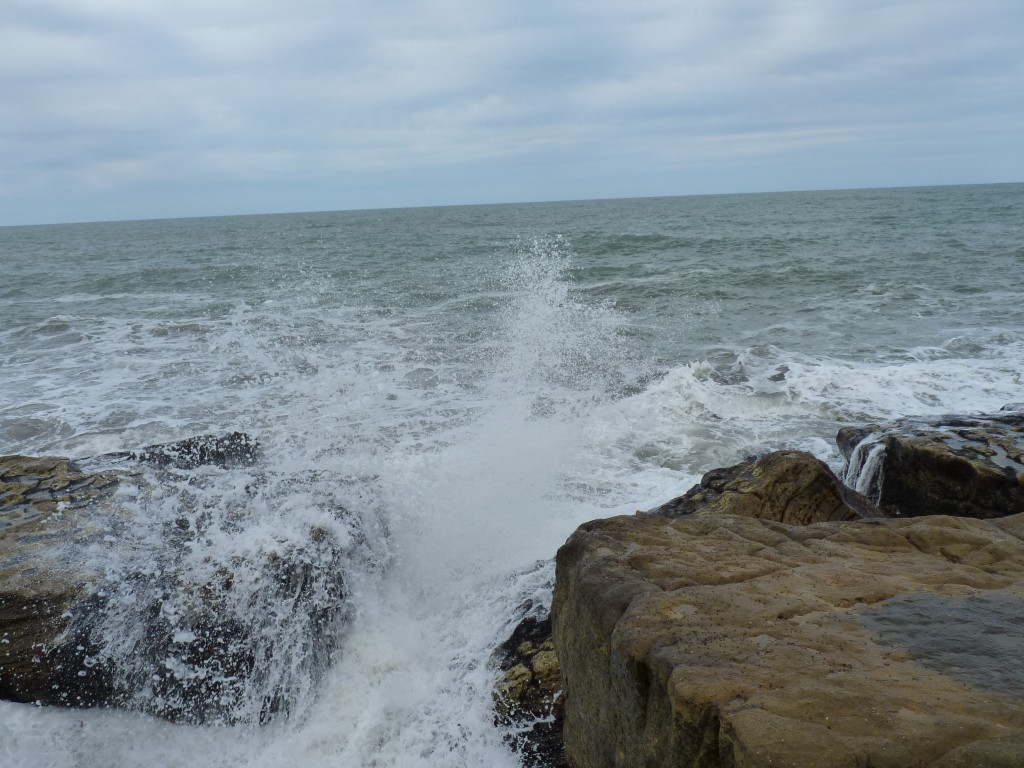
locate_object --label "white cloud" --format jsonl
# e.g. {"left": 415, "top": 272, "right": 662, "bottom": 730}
{"left": 1, "top": 0, "right": 1022, "bottom": 223}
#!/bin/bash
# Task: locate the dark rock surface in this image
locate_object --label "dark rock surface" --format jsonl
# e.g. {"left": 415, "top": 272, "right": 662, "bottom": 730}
{"left": 0, "top": 433, "right": 354, "bottom": 724}
{"left": 493, "top": 612, "right": 566, "bottom": 768}
{"left": 650, "top": 449, "right": 881, "bottom": 523}
{"left": 839, "top": 412, "right": 1024, "bottom": 519}
{"left": 96, "top": 431, "right": 263, "bottom": 470}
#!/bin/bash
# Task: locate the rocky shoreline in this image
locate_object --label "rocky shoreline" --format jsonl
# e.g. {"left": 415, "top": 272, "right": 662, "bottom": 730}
{"left": 498, "top": 407, "right": 1024, "bottom": 767}
{"left": 3, "top": 411, "right": 1024, "bottom": 765}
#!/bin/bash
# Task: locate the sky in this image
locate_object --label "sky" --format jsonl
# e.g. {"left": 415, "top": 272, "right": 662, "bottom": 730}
{"left": 2, "top": 0, "right": 1022, "bottom": 225}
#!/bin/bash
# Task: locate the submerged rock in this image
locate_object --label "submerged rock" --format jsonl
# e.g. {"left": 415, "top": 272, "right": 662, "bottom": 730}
{"left": 493, "top": 612, "right": 566, "bottom": 768}
{"left": 552, "top": 510, "right": 1024, "bottom": 768}
{"left": 650, "top": 449, "right": 881, "bottom": 523}
{"left": 98, "top": 431, "right": 263, "bottom": 470}
{"left": 0, "top": 434, "right": 361, "bottom": 724}
{"left": 839, "top": 411, "right": 1024, "bottom": 519}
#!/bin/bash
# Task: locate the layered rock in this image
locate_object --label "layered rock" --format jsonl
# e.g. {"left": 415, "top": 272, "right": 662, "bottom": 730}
{"left": 839, "top": 411, "right": 1024, "bottom": 519}
{"left": 553, "top": 509, "right": 1024, "bottom": 768}
{"left": 0, "top": 455, "right": 121, "bottom": 706}
{"left": 516, "top": 418, "right": 1024, "bottom": 766}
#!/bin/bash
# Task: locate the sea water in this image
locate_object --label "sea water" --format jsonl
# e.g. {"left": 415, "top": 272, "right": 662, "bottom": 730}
{"left": 0, "top": 184, "right": 1022, "bottom": 766}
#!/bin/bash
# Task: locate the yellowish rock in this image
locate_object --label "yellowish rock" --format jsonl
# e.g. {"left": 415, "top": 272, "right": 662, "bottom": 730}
{"left": 553, "top": 511, "right": 1024, "bottom": 768}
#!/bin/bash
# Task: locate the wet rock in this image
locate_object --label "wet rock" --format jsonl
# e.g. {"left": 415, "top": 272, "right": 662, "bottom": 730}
{"left": 106, "top": 431, "right": 262, "bottom": 470}
{"left": 839, "top": 412, "right": 1024, "bottom": 519}
{"left": 552, "top": 510, "right": 1024, "bottom": 768}
{"left": 649, "top": 450, "right": 881, "bottom": 523}
{"left": 0, "top": 455, "right": 120, "bottom": 706}
{"left": 95, "top": 529, "right": 351, "bottom": 725}
{"left": 493, "top": 612, "right": 566, "bottom": 768}
{"left": 0, "top": 436, "right": 357, "bottom": 725}
{"left": 835, "top": 424, "right": 877, "bottom": 458}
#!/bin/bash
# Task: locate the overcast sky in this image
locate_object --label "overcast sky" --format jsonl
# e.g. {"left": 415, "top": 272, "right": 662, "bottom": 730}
{"left": 2, "top": 0, "right": 1022, "bottom": 225}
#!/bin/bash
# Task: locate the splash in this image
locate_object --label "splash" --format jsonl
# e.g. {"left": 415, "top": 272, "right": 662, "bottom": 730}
{"left": 6, "top": 238, "right": 648, "bottom": 768}
{"left": 279, "top": 238, "right": 644, "bottom": 766}
{"left": 842, "top": 434, "right": 886, "bottom": 501}
{"left": 64, "top": 459, "right": 388, "bottom": 726}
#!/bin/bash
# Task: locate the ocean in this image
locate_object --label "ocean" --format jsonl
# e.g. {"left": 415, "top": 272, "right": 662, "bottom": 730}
{"left": 1, "top": 183, "right": 1022, "bottom": 766}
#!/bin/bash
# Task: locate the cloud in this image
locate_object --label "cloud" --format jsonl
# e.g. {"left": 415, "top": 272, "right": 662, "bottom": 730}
{"left": 1, "top": 0, "right": 1022, "bottom": 223}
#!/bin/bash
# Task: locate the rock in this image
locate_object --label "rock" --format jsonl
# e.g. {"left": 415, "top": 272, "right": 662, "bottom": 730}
{"left": 0, "top": 435, "right": 356, "bottom": 724}
{"left": 835, "top": 425, "right": 878, "bottom": 459}
{"left": 839, "top": 412, "right": 1024, "bottom": 519}
{"left": 493, "top": 612, "right": 567, "bottom": 768}
{"left": 649, "top": 450, "right": 881, "bottom": 523}
{"left": 0, "top": 455, "right": 120, "bottom": 706}
{"left": 552, "top": 511, "right": 1024, "bottom": 768}
{"left": 106, "top": 431, "right": 262, "bottom": 470}
{"left": 110, "top": 539, "right": 349, "bottom": 725}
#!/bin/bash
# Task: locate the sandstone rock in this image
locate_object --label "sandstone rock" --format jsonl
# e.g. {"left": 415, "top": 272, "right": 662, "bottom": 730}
{"left": 552, "top": 511, "right": 1024, "bottom": 768}
{"left": 650, "top": 450, "right": 881, "bottom": 523}
{"left": 493, "top": 612, "right": 567, "bottom": 768}
{"left": 839, "top": 412, "right": 1024, "bottom": 519}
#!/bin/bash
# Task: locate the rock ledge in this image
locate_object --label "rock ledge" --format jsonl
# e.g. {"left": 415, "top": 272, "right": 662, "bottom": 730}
{"left": 552, "top": 510, "right": 1024, "bottom": 767}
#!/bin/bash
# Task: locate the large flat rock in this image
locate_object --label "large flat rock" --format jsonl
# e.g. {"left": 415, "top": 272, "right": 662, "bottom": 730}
{"left": 552, "top": 511, "right": 1024, "bottom": 767}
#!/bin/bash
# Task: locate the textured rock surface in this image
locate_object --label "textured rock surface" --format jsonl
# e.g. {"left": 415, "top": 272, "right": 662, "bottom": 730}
{"left": 0, "top": 455, "right": 121, "bottom": 705}
{"left": 493, "top": 613, "right": 566, "bottom": 768}
{"left": 839, "top": 412, "right": 1024, "bottom": 519}
{"left": 497, "top": 449, "right": 880, "bottom": 767}
{"left": 114, "top": 431, "right": 262, "bottom": 470}
{"left": 0, "top": 435, "right": 353, "bottom": 724}
{"left": 650, "top": 450, "right": 881, "bottom": 523}
{"left": 552, "top": 511, "right": 1024, "bottom": 768}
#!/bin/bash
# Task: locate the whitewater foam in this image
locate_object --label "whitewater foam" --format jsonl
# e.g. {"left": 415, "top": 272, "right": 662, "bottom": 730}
{"left": 2, "top": 186, "right": 1022, "bottom": 767}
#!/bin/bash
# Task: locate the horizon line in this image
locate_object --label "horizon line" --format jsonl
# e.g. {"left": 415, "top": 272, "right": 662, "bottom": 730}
{"left": 2, "top": 179, "right": 1020, "bottom": 229}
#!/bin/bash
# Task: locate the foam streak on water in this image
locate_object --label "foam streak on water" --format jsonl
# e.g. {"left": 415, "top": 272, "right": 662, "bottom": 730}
{"left": 1, "top": 184, "right": 1023, "bottom": 766}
